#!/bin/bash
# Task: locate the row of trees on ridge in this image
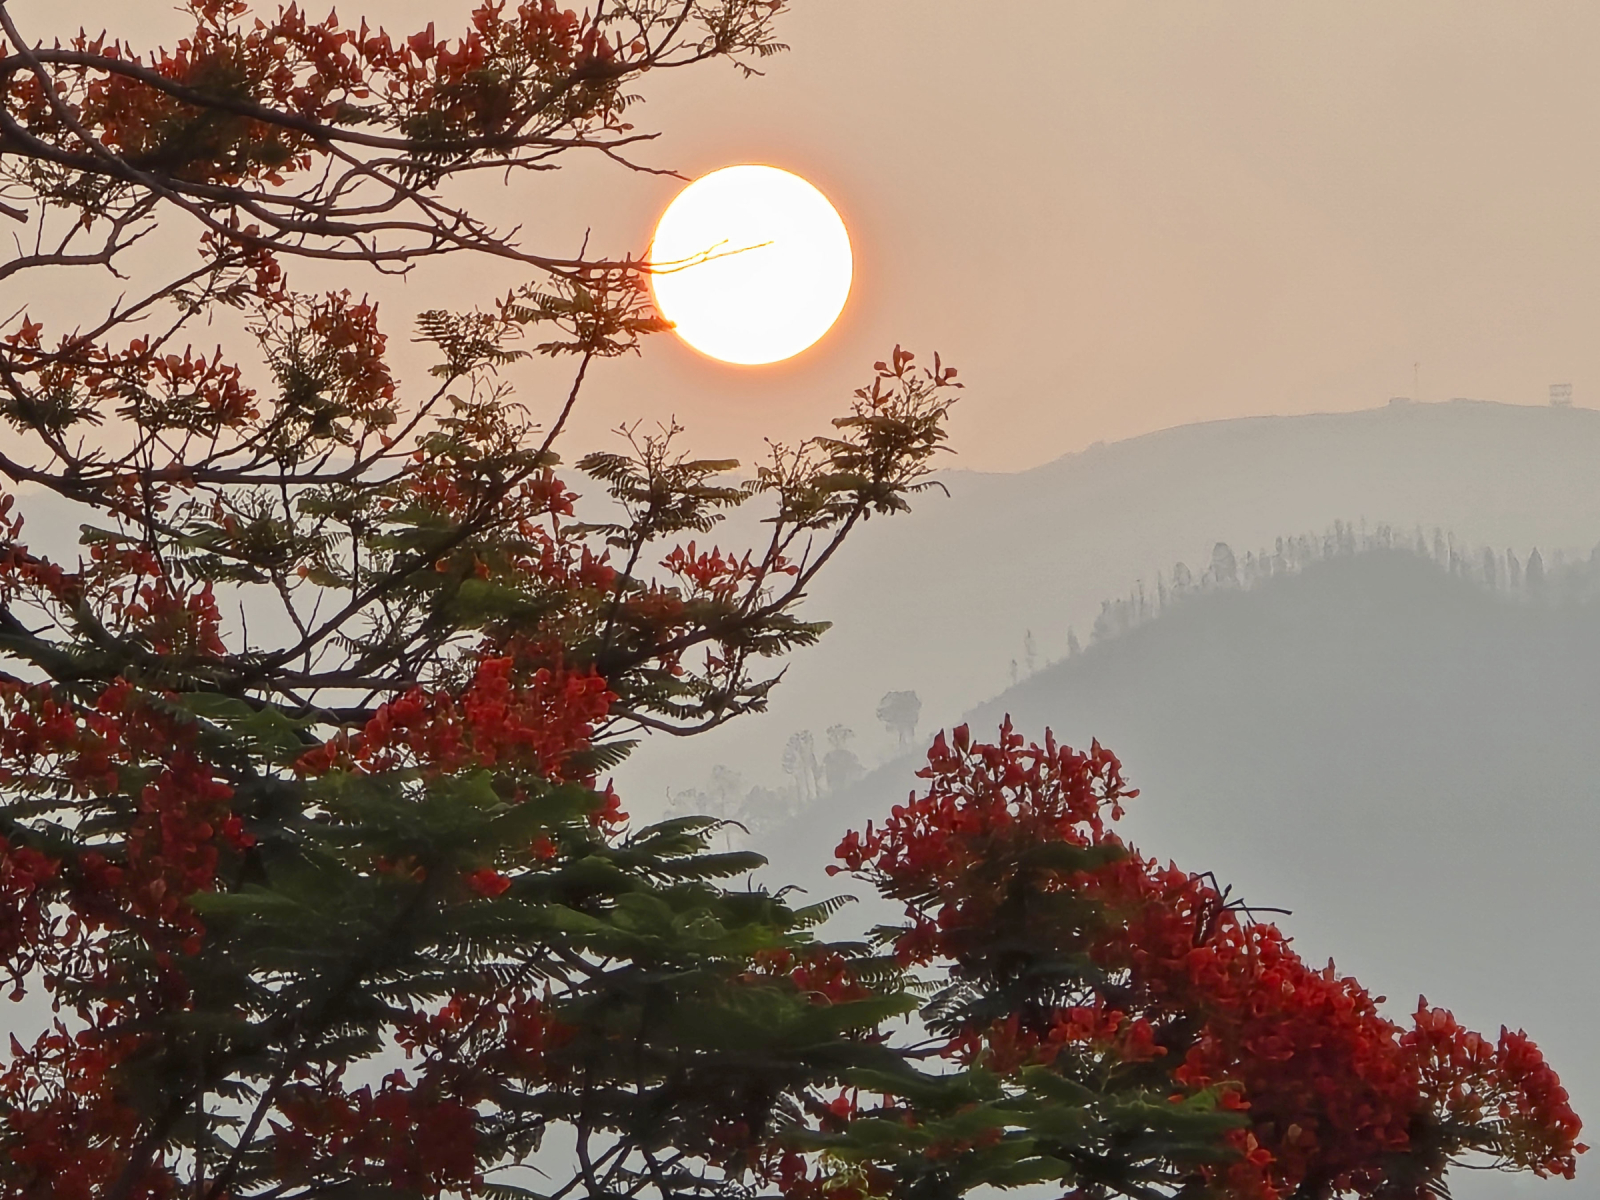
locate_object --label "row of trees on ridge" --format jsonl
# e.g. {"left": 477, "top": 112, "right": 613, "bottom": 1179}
{"left": 666, "top": 690, "right": 922, "bottom": 841}
{"left": 1077, "top": 522, "right": 1600, "bottom": 651}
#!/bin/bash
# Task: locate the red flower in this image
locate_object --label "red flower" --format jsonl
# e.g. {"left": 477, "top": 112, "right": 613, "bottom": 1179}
{"left": 296, "top": 652, "right": 615, "bottom": 784}
{"left": 465, "top": 868, "right": 512, "bottom": 898}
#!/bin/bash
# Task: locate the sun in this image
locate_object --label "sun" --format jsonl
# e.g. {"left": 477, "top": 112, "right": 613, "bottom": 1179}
{"left": 649, "top": 165, "right": 853, "bottom": 366}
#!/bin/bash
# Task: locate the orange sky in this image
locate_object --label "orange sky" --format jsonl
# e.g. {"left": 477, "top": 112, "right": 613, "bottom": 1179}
{"left": 32, "top": 0, "right": 1600, "bottom": 472}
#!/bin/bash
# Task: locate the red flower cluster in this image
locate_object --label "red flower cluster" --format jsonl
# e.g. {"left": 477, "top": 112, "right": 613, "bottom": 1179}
{"left": 2, "top": 1020, "right": 163, "bottom": 1200}
{"left": 3, "top": 0, "right": 642, "bottom": 193}
{"left": 661, "top": 542, "right": 797, "bottom": 604}
{"left": 295, "top": 652, "right": 614, "bottom": 786}
{"left": 271, "top": 1069, "right": 479, "bottom": 1194}
{"left": 975, "top": 1004, "right": 1165, "bottom": 1076}
{"left": 837, "top": 720, "right": 1585, "bottom": 1200}
{"left": 126, "top": 750, "right": 245, "bottom": 951}
{"left": 394, "top": 989, "right": 575, "bottom": 1084}
{"left": 147, "top": 345, "right": 258, "bottom": 425}
{"left": 1404, "top": 1001, "right": 1585, "bottom": 1180}
{"left": 1, "top": 319, "right": 259, "bottom": 443}
{"left": 745, "top": 947, "right": 872, "bottom": 1007}
{"left": 0, "top": 678, "right": 248, "bottom": 958}
{"left": 0, "top": 835, "right": 56, "bottom": 996}
{"left": 115, "top": 575, "right": 230, "bottom": 660}
{"left": 271, "top": 288, "right": 396, "bottom": 420}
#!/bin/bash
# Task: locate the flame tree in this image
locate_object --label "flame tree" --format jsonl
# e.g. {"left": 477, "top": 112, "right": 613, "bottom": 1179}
{"left": 0, "top": 3, "right": 1582, "bottom": 1200}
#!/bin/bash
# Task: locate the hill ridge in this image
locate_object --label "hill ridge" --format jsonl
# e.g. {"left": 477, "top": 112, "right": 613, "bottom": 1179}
{"left": 625, "top": 395, "right": 1600, "bottom": 816}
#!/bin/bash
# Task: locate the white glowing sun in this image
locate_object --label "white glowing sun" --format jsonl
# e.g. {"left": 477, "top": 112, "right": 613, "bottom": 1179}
{"left": 649, "top": 165, "right": 853, "bottom": 366}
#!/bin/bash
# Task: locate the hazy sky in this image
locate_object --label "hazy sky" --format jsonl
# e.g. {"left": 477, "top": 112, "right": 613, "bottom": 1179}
{"left": 28, "top": 0, "right": 1600, "bottom": 471}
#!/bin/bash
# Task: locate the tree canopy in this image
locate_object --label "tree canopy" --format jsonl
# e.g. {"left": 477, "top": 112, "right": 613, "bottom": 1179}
{"left": 0, "top": 4, "right": 1583, "bottom": 1200}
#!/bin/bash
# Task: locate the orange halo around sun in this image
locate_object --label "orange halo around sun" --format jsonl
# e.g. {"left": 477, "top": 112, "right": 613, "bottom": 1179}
{"left": 649, "top": 166, "right": 853, "bottom": 366}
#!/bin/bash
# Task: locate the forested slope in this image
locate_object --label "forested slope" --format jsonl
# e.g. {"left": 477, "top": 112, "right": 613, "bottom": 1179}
{"left": 630, "top": 399, "right": 1600, "bottom": 796}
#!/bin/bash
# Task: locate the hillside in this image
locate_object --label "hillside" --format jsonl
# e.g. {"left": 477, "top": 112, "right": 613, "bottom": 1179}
{"left": 758, "top": 549, "right": 1600, "bottom": 1199}
{"left": 622, "top": 398, "right": 1600, "bottom": 806}
{"left": 14, "top": 398, "right": 1600, "bottom": 807}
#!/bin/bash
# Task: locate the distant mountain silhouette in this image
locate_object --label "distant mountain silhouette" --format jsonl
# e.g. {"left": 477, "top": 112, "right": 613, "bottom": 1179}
{"left": 759, "top": 548, "right": 1600, "bottom": 1200}
{"left": 627, "top": 399, "right": 1600, "bottom": 811}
